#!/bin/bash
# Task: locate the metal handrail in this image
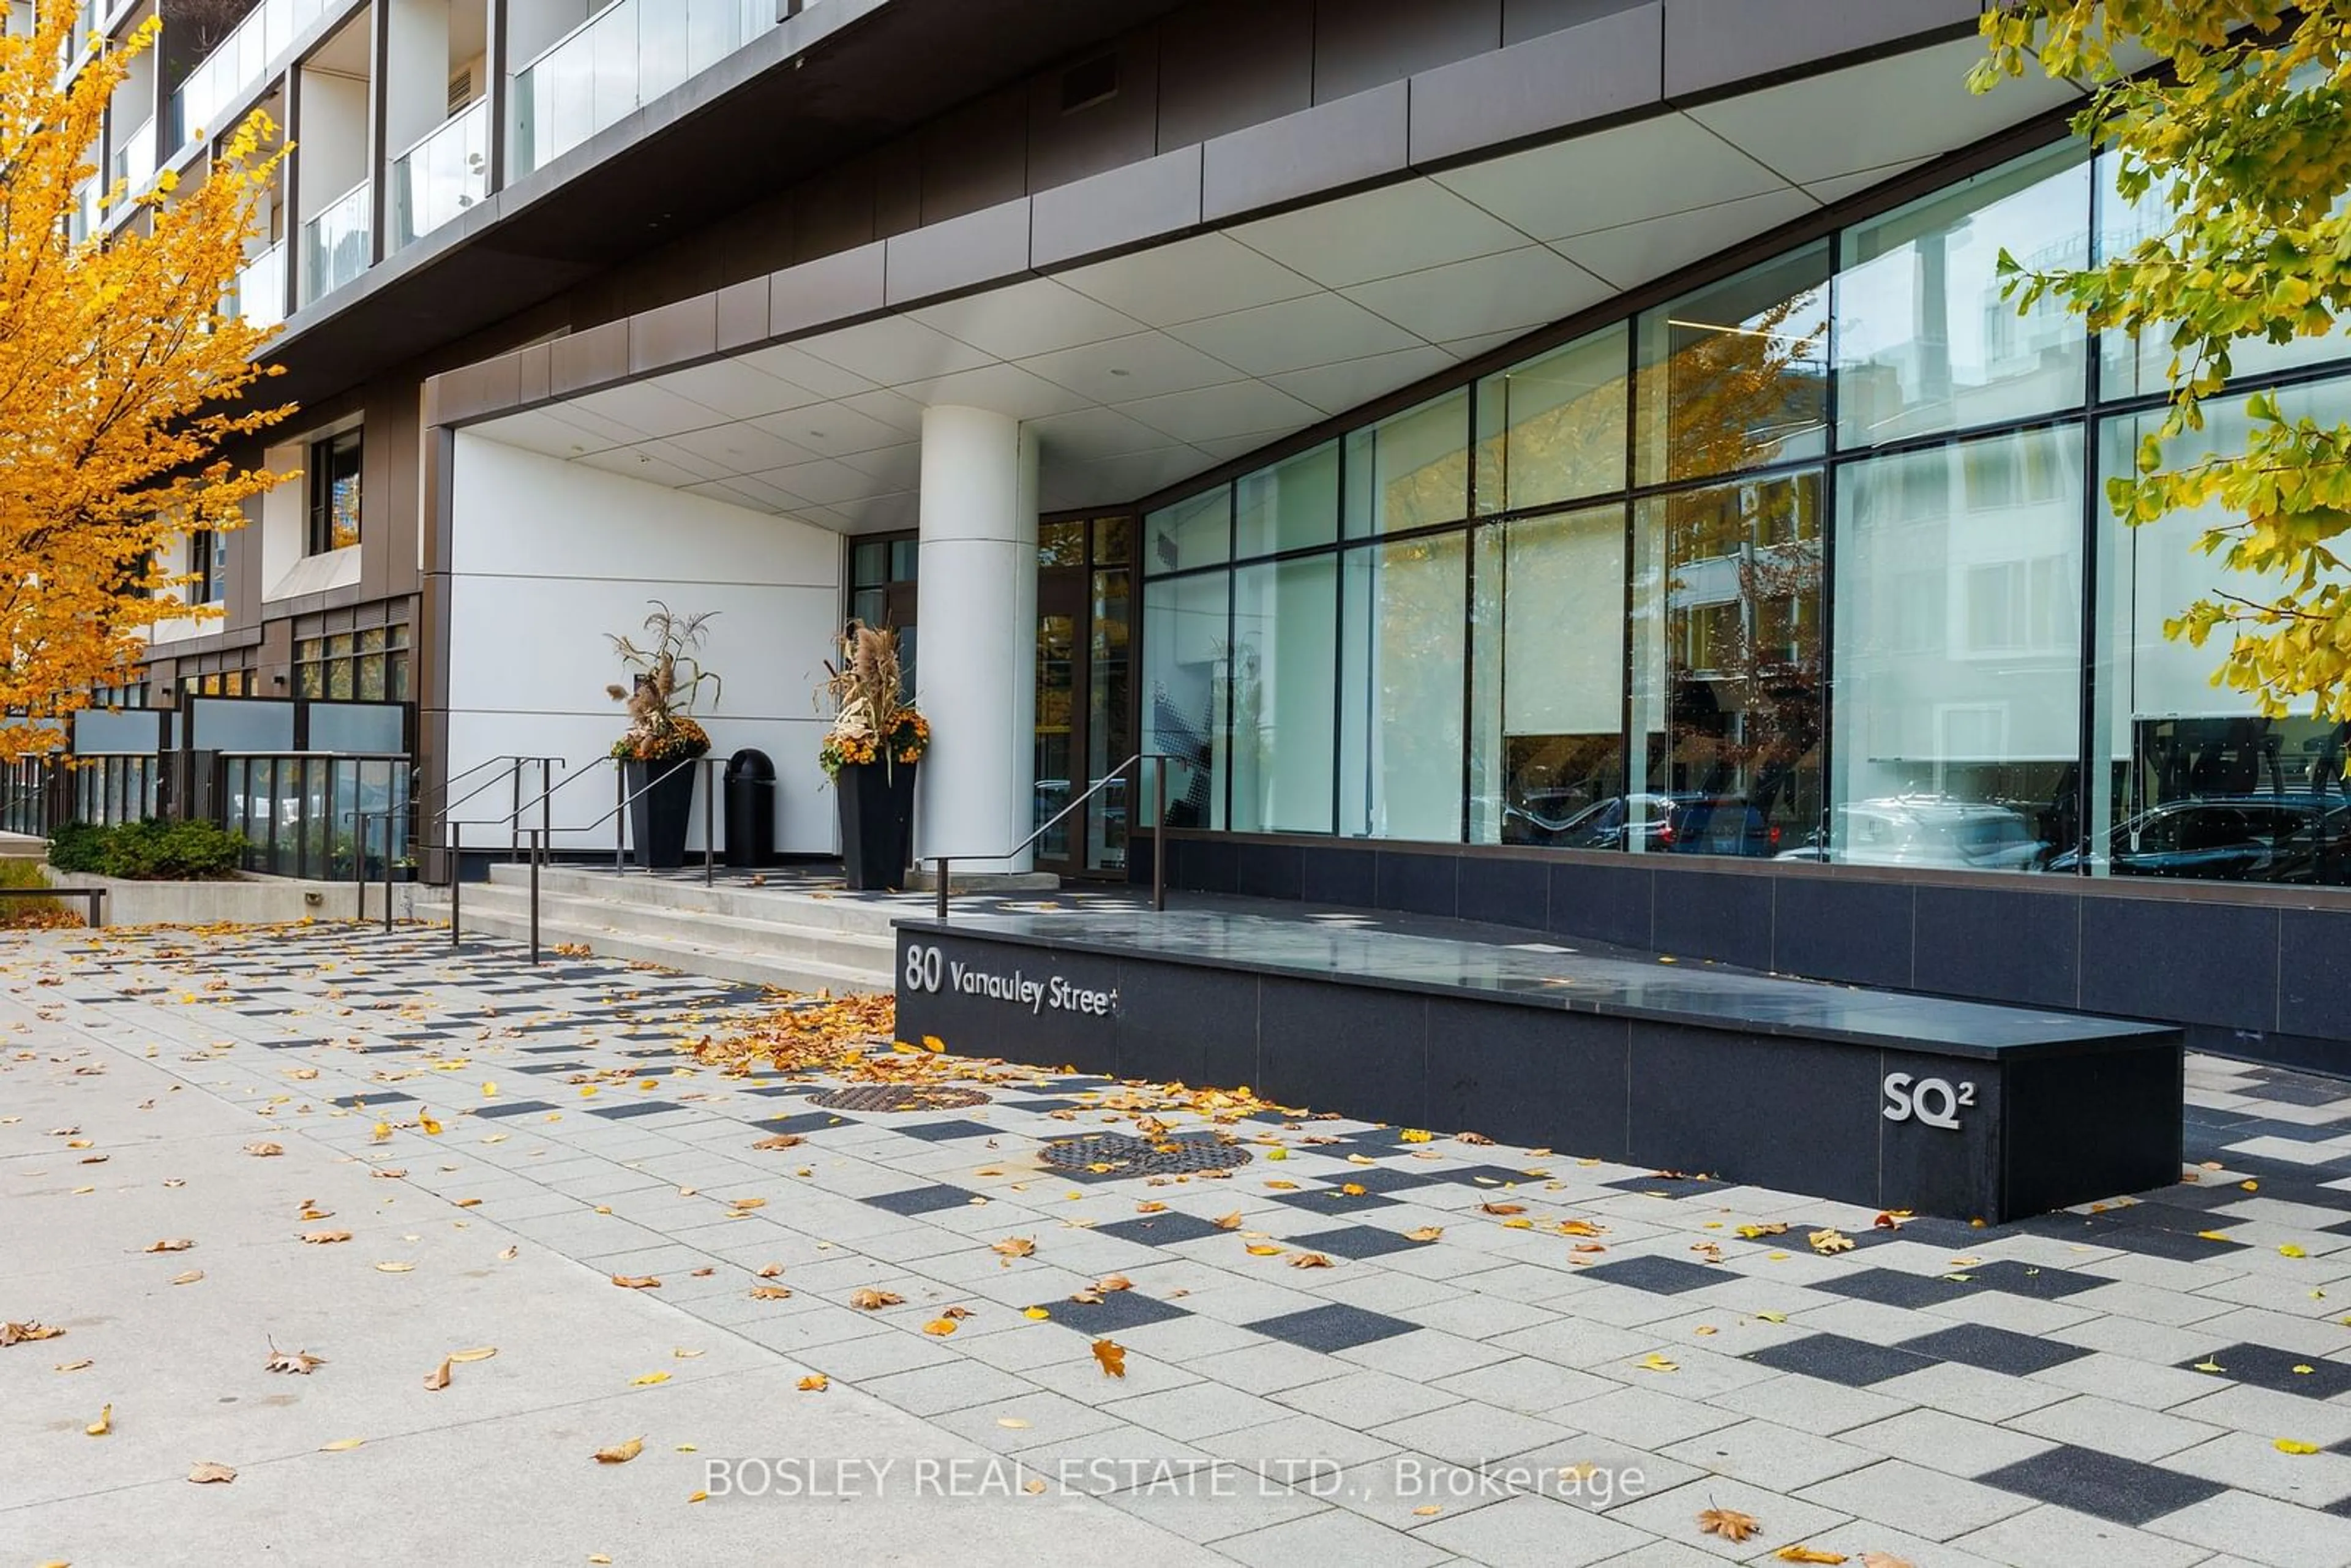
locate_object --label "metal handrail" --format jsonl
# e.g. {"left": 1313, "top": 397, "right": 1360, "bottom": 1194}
{"left": 460, "top": 753, "right": 615, "bottom": 830}
{"left": 930, "top": 752, "right": 1174, "bottom": 921}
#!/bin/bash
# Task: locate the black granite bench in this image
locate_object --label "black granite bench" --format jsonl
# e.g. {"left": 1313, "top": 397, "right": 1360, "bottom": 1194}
{"left": 890, "top": 907, "right": 2183, "bottom": 1222}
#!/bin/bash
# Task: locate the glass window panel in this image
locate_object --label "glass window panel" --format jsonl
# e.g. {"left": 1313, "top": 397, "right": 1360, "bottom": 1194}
{"left": 850, "top": 588, "right": 887, "bottom": 629}
{"left": 1629, "top": 470, "right": 1823, "bottom": 857}
{"left": 1469, "top": 505, "right": 1628, "bottom": 846}
{"left": 1230, "top": 557, "right": 1337, "bottom": 833}
{"left": 1234, "top": 441, "right": 1339, "bottom": 558}
{"left": 1344, "top": 391, "right": 1469, "bottom": 537}
{"left": 1140, "top": 570, "right": 1228, "bottom": 829}
{"left": 1143, "top": 489, "right": 1231, "bottom": 576}
{"left": 889, "top": 538, "right": 919, "bottom": 580}
{"left": 1838, "top": 143, "right": 2091, "bottom": 447}
{"left": 187, "top": 697, "right": 294, "bottom": 752}
{"left": 852, "top": 540, "right": 887, "bottom": 585}
{"left": 2090, "top": 378, "right": 2351, "bottom": 885}
{"left": 1474, "top": 324, "right": 1629, "bottom": 515}
{"left": 1635, "top": 246, "right": 1829, "bottom": 486}
{"left": 1828, "top": 428, "right": 2083, "bottom": 871}
{"left": 1038, "top": 519, "right": 1087, "bottom": 567}
{"left": 1340, "top": 534, "right": 1466, "bottom": 841}
{"left": 310, "top": 703, "right": 403, "bottom": 755}
{"left": 1093, "top": 516, "right": 1131, "bottom": 565}
{"left": 2096, "top": 151, "right": 2351, "bottom": 401}
{"left": 1087, "top": 566, "right": 1131, "bottom": 869}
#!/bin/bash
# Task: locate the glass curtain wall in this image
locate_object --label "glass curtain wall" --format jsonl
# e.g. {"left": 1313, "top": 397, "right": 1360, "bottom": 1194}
{"left": 1135, "top": 132, "right": 2351, "bottom": 887}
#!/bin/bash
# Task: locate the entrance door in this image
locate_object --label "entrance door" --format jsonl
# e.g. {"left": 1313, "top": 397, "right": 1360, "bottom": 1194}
{"left": 1032, "top": 517, "right": 1133, "bottom": 878}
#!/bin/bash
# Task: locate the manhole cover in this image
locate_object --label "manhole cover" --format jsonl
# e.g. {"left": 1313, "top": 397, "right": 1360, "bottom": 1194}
{"left": 1040, "top": 1133, "right": 1252, "bottom": 1177}
{"left": 806, "top": 1083, "right": 989, "bottom": 1113}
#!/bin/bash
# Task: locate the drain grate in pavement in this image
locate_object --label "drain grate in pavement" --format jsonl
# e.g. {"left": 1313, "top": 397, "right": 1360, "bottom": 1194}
{"left": 1040, "top": 1133, "right": 1252, "bottom": 1177}
{"left": 806, "top": 1083, "right": 990, "bottom": 1113}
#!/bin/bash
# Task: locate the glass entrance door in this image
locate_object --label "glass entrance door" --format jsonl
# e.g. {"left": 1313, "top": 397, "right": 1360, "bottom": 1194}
{"left": 1032, "top": 517, "right": 1133, "bottom": 878}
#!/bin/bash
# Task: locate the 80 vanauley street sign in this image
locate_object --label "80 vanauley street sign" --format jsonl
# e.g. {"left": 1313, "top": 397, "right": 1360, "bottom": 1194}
{"left": 901, "top": 940, "right": 1117, "bottom": 1018}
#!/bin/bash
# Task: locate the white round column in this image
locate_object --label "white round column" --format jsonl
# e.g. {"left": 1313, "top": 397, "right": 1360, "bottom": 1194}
{"left": 913, "top": 405, "right": 1038, "bottom": 872}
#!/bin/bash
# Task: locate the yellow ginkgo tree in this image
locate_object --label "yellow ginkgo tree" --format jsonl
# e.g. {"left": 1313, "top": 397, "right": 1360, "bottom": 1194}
{"left": 0, "top": 0, "right": 295, "bottom": 762}
{"left": 1974, "top": 3, "right": 2351, "bottom": 721}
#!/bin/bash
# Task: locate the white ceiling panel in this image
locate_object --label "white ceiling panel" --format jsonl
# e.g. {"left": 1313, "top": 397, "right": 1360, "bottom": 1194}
{"left": 746, "top": 400, "right": 913, "bottom": 459}
{"left": 1802, "top": 158, "right": 1931, "bottom": 209}
{"left": 910, "top": 276, "right": 1149, "bottom": 361}
{"left": 655, "top": 357, "right": 828, "bottom": 421}
{"left": 1342, "top": 246, "right": 1613, "bottom": 345}
{"left": 1687, "top": 37, "right": 2080, "bottom": 187}
{"left": 1551, "top": 187, "right": 1818, "bottom": 291}
{"left": 683, "top": 478, "right": 784, "bottom": 514}
{"left": 887, "top": 362, "right": 1092, "bottom": 421}
{"left": 468, "top": 409, "right": 601, "bottom": 458}
{"left": 751, "top": 456, "right": 894, "bottom": 506}
{"left": 794, "top": 316, "right": 997, "bottom": 387}
{"left": 1231, "top": 178, "right": 1533, "bottom": 289}
{"left": 730, "top": 341, "right": 881, "bottom": 399}
{"left": 836, "top": 441, "right": 921, "bottom": 489}
{"left": 1113, "top": 379, "right": 1321, "bottom": 446}
{"left": 1267, "top": 344, "right": 1458, "bottom": 415}
{"left": 572, "top": 446, "right": 711, "bottom": 490}
{"left": 839, "top": 387, "right": 930, "bottom": 436}
{"left": 833, "top": 490, "right": 920, "bottom": 531}
{"left": 1019, "top": 331, "right": 1247, "bottom": 405}
{"left": 1164, "top": 291, "right": 1425, "bottom": 380}
{"left": 1026, "top": 405, "right": 1179, "bottom": 462}
{"left": 1039, "top": 446, "right": 1216, "bottom": 511}
{"left": 1053, "top": 233, "right": 1320, "bottom": 328}
{"left": 568, "top": 381, "right": 732, "bottom": 439}
{"left": 660, "top": 419, "right": 819, "bottom": 476}
{"left": 1432, "top": 112, "right": 1791, "bottom": 243}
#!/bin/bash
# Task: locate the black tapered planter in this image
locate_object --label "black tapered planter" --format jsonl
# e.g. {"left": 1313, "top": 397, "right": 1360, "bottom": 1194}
{"left": 837, "top": 759, "right": 917, "bottom": 891}
{"left": 624, "top": 757, "right": 700, "bottom": 869}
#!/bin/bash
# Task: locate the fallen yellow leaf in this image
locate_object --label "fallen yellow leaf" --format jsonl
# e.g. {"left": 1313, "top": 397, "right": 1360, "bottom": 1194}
{"left": 320, "top": 1438, "right": 366, "bottom": 1452}
{"left": 2276, "top": 1438, "right": 2322, "bottom": 1455}
{"left": 593, "top": 1437, "right": 645, "bottom": 1465}
{"left": 630, "top": 1371, "right": 670, "bottom": 1386}
{"left": 84, "top": 1403, "right": 111, "bottom": 1436}
{"left": 797, "top": 1375, "right": 828, "bottom": 1392}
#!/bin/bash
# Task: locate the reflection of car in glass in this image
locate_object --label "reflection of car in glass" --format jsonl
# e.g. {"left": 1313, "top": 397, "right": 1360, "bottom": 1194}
{"left": 1505, "top": 793, "right": 1780, "bottom": 855}
{"left": 2044, "top": 794, "right": 2351, "bottom": 884}
{"left": 1776, "top": 798, "right": 2044, "bottom": 871}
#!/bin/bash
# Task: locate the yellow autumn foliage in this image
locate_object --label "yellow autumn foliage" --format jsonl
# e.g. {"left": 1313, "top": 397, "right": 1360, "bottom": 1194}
{"left": 1, "top": 1, "right": 298, "bottom": 760}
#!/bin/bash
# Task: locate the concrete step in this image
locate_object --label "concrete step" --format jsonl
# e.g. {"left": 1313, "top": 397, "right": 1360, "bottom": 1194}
{"left": 481, "top": 863, "right": 909, "bottom": 936}
{"left": 411, "top": 898, "right": 890, "bottom": 994}
{"left": 443, "top": 881, "right": 894, "bottom": 970}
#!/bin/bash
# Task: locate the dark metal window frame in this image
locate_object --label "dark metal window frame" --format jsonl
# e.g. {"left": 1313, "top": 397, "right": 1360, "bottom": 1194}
{"left": 306, "top": 427, "right": 364, "bottom": 555}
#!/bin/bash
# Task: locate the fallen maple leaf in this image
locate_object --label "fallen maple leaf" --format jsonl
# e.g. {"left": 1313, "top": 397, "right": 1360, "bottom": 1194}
{"left": 1638, "top": 1352, "right": 1680, "bottom": 1373}
{"left": 265, "top": 1347, "right": 326, "bottom": 1375}
{"left": 1134, "top": 1201, "right": 1168, "bottom": 1214}
{"left": 630, "top": 1371, "right": 670, "bottom": 1386}
{"left": 1736, "top": 1223, "right": 1789, "bottom": 1239}
{"left": 424, "top": 1359, "right": 452, "bottom": 1391}
{"left": 752, "top": 1133, "right": 804, "bottom": 1150}
{"left": 611, "top": 1275, "right": 662, "bottom": 1290}
{"left": 85, "top": 1403, "right": 112, "bottom": 1436}
{"left": 1092, "top": 1338, "right": 1127, "bottom": 1378}
{"left": 450, "top": 1347, "right": 497, "bottom": 1364}
{"left": 1856, "top": 1556, "right": 1914, "bottom": 1568}
{"left": 1557, "top": 1218, "right": 1607, "bottom": 1237}
{"left": 923, "top": 1319, "right": 960, "bottom": 1337}
{"left": 300, "top": 1231, "right": 353, "bottom": 1245}
{"left": 849, "top": 1288, "right": 903, "bottom": 1310}
{"left": 187, "top": 1461, "right": 236, "bottom": 1485}
{"left": 242, "top": 1142, "right": 283, "bottom": 1158}
{"left": 1697, "top": 1507, "right": 1760, "bottom": 1542}
{"left": 991, "top": 1237, "right": 1037, "bottom": 1258}
{"left": 1403, "top": 1226, "right": 1444, "bottom": 1242}
{"left": 320, "top": 1438, "right": 366, "bottom": 1452}
{"left": 1288, "top": 1252, "right": 1336, "bottom": 1269}
{"left": 1480, "top": 1201, "right": 1526, "bottom": 1217}
{"left": 1212, "top": 1212, "right": 1243, "bottom": 1230}
{"left": 1, "top": 1321, "right": 65, "bottom": 1346}
{"left": 750, "top": 1285, "right": 792, "bottom": 1300}
{"left": 1775, "top": 1548, "right": 1846, "bottom": 1564}
{"left": 146, "top": 1239, "right": 194, "bottom": 1253}
{"left": 1807, "top": 1228, "right": 1856, "bottom": 1255}
{"left": 798, "top": 1374, "right": 828, "bottom": 1392}
{"left": 2276, "top": 1438, "right": 2322, "bottom": 1455}
{"left": 593, "top": 1437, "right": 645, "bottom": 1465}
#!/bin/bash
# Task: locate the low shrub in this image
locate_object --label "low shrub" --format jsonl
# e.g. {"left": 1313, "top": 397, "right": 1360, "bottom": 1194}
{"left": 46, "top": 819, "right": 245, "bottom": 881}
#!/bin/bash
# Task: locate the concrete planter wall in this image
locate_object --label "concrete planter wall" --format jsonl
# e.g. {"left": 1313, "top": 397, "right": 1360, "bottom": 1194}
{"left": 42, "top": 869, "right": 422, "bottom": 927}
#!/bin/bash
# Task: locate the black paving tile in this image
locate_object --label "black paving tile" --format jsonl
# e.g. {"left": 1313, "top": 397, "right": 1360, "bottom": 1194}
{"left": 2176, "top": 1343, "right": 2351, "bottom": 1399}
{"left": 1978, "top": 1446, "right": 2225, "bottom": 1526}
{"left": 1244, "top": 1303, "right": 1417, "bottom": 1353}
{"left": 1575, "top": 1255, "right": 1728, "bottom": 1296}
{"left": 473, "top": 1100, "right": 559, "bottom": 1119}
{"left": 1041, "top": 1291, "right": 1192, "bottom": 1334}
{"left": 1267, "top": 1187, "right": 1400, "bottom": 1215}
{"left": 1817, "top": 1267, "right": 1974, "bottom": 1310}
{"left": 1601, "top": 1175, "right": 1723, "bottom": 1199}
{"left": 1898, "top": 1322, "right": 2091, "bottom": 1376}
{"left": 1744, "top": 1334, "right": 1939, "bottom": 1388}
{"left": 752, "top": 1111, "right": 854, "bottom": 1137}
{"left": 890, "top": 1119, "right": 1005, "bottom": 1143}
{"left": 586, "top": 1100, "right": 686, "bottom": 1120}
{"left": 1094, "top": 1212, "right": 1234, "bottom": 1247}
{"left": 862, "top": 1185, "right": 983, "bottom": 1217}
{"left": 1279, "top": 1225, "right": 1436, "bottom": 1262}
{"left": 1965, "top": 1259, "right": 2109, "bottom": 1299}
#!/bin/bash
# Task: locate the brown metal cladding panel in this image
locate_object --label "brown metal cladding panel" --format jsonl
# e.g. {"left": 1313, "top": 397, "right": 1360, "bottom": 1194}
{"left": 883, "top": 198, "right": 1034, "bottom": 308}
{"left": 716, "top": 277, "right": 770, "bottom": 351}
{"left": 1660, "top": 0, "right": 1981, "bottom": 99}
{"left": 1201, "top": 81, "right": 1406, "bottom": 223}
{"left": 790, "top": 159, "right": 877, "bottom": 265}
{"left": 1407, "top": 4, "right": 1665, "bottom": 166}
{"left": 629, "top": 294, "right": 719, "bottom": 375}
{"left": 514, "top": 343, "right": 551, "bottom": 405}
{"left": 1032, "top": 146, "right": 1201, "bottom": 270}
{"left": 1158, "top": 0, "right": 1313, "bottom": 150}
{"left": 1027, "top": 31, "right": 1161, "bottom": 194}
{"left": 548, "top": 320, "right": 628, "bottom": 397}
{"left": 1313, "top": 0, "right": 1502, "bottom": 103}
{"left": 383, "top": 391, "right": 422, "bottom": 599}
{"left": 918, "top": 85, "right": 1029, "bottom": 225}
{"left": 872, "top": 140, "right": 924, "bottom": 239}
{"left": 769, "top": 242, "right": 886, "bottom": 337}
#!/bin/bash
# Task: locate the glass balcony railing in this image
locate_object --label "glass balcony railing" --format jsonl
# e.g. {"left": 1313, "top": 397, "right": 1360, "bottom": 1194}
{"left": 169, "top": 0, "right": 329, "bottom": 148}
{"left": 299, "top": 178, "right": 370, "bottom": 306}
{"left": 233, "top": 241, "right": 287, "bottom": 328}
{"left": 511, "top": 0, "right": 776, "bottom": 177}
{"left": 109, "top": 111, "right": 154, "bottom": 193}
{"left": 389, "top": 98, "right": 487, "bottom": 250}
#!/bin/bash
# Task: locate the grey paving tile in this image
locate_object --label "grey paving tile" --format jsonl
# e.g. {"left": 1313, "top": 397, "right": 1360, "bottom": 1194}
{"left": 2004, "top": 1392, "right": 2225, "bottom": 1462}
{"left": 1950, "top": 1501, "right": 2214, "bottom": 1568}
{"left": 1798, "top": 1455, "right": 2037, "bottom": 1540}
{"left": 1204, "top": 1501, "right": 1453, "bottom": 1568}
{"left": 2145, "top": 1487, "right": 2351, "bottom": 1568}
{"left": 1368, "top": 1401, "right": 1573, "bottom": 1466}
{"left": 1412, "top": 1492, "right": 1657, "bottom": 1567}
{"left": 1659, "top": 1416, "right": 1878, "bottom": 1491}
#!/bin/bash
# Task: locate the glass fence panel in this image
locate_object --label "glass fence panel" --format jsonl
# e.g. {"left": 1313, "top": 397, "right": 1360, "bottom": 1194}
{"left": 300, "top": 179, "right": 370, "bottom": 306}
{"left": 391, "top": 100, "right": 488, "bottom": 249}
{"left": 512, "top": 0, "right": 778, "bottom": 176}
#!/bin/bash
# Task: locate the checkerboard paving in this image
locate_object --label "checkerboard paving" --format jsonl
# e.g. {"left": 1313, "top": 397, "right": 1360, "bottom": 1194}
{"left": 12, "top": 922, "right": 2351, "bottom": 1567}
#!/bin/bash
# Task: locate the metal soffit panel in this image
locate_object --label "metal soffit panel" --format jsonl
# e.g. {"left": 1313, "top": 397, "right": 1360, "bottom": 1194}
{"left": 459, "top": 39, "right": 2080, "bottom": 532}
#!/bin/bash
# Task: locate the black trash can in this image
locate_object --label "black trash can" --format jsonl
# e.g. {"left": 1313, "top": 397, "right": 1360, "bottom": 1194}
{"left": 722, "top": 749, "right": 776, "bottom": 868}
